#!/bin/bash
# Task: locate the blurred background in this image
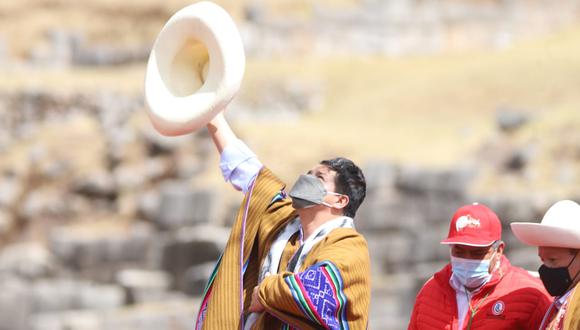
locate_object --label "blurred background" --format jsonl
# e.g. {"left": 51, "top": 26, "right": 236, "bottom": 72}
{"left": 0, "top": 0, "right": 579, "bottom": 329}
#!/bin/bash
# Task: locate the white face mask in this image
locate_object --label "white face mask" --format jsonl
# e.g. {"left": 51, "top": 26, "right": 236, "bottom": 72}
{"left": 451, "top": 251, "right": 496, "bottom": 289}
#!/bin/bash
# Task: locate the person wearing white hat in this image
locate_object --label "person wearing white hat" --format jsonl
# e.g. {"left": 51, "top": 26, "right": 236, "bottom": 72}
{"left": 511, "top": 200, "right": 580, "bottom": 330}
{"left": 145, "top": 2, "right": 370, "bottom": 328}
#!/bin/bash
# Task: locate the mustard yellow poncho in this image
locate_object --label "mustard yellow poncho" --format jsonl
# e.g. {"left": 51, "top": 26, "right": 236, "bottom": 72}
{"left": 195, "top": 167, "right": 371, "bottom": 330}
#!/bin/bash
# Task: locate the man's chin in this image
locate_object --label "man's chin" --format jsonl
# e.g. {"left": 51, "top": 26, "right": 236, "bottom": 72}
{"left": 291, "top": 198, "right": 317, "bottom": 210}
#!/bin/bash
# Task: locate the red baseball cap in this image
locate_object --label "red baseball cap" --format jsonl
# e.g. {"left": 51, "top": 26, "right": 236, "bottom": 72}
{"left": 440, "top": 203, "right": 502, "bottom": 247}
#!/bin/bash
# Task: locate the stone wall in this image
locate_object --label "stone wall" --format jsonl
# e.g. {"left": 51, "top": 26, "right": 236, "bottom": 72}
{"left": 2, "top": 0, "right": 580, "bottom": 67}
{"left": 242, "top": 0, "right": 580, "bottom": 57}
{"left": 0, "top": 87, "right": 334, "bottom": 329}
{"left": 0, "top": 90, "right": 577, "bottom": 329}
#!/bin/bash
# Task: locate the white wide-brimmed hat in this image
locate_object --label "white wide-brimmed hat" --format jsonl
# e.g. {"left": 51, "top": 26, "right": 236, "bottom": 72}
{"left": 511, "top": 200, "right": 580, "bottom": 249}
{"left": 145, "top": 1, "right": 245, "bottom": 136}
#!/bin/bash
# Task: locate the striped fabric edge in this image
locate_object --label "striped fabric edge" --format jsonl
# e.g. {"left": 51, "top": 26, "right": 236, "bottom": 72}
{"left": 240, "top": 175, "right": 259, "bottom": 328}
{"left": 198, "top": 166, "right": 288, "bottom": 330}
{"left": 198, "top": 253, "right": 249, "bottom": 300}
{"left": 284, "top": 261, "right": 350, "bottom": 330}
{"left": 286, "top": 275, "right": 325, "bottom": 326}
{"left": 280, "top": 323, "right": 300, "bottom": 330}
{"left": 269, "top": 190, "right": 287, "bottom": 206}
{"left": 322, "top": 263, "right": 349, "bottom": 328}
{"left": 194, "top": 216, "right": 252, "bottom": 329}
{"left": 195, "top": 253, "right": 223, "bottom": 329}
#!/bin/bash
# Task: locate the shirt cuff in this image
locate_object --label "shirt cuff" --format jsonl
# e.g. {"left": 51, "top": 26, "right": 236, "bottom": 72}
{"left": 219, "top": 139, "right": 263, "bottom": 193}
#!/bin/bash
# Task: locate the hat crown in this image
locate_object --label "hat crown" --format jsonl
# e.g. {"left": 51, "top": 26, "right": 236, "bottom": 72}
{"left": 542, "top": 200, "right": 580, "bottom": 229}
{"left": 441, "top": 203, "right": 502, "bottom": 246}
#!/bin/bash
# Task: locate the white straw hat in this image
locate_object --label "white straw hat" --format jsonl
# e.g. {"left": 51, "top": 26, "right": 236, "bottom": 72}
{"left": 511, "top": 200, "right": 580, "bottom": 249}
{"left": 145, "top": 1, "right": 245, "bottom": 136}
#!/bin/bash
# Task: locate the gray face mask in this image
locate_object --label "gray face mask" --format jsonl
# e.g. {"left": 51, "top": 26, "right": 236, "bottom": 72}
{"left": 288, "top": 174, "right": 342, "bottom": 209}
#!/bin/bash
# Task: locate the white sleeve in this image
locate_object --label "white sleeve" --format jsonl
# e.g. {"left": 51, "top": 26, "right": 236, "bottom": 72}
{"left": 219, "top": 139, "right": 263, "bottom": 193}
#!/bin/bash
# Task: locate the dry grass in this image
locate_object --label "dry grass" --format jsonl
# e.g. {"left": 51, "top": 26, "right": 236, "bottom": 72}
{"left": 236, "top": 26, "right": 580, "bottom": 186}
{"left": 0, "top": 0, "right": 358, "bottom": 57}
{"left": 1, "top": 9, "right": 579, "bottom": 193}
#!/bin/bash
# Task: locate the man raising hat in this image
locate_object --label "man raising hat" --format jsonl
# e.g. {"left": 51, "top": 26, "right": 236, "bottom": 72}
{"left": 511, "top": 200, "right": 580, "bottom": 330}
{"left": 195, "top": 113, "right": 370, "bottom": 329}
{"left": 408, "top": 203, "right": 551, "bottom": 330}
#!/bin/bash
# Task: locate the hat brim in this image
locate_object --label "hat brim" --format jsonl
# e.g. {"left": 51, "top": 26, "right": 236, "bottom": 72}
{"left": 440, "top": 238, "right": 495, "bottom": 247}
{"left": 144, "top": 1, "right": 245, "bottom": 136}
{"left": 510, "top": 222, "right": 580, "bottom": 249}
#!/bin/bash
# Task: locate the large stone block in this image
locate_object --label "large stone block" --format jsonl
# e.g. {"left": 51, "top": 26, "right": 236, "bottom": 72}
{"left": 70, "top": 171, "right": 117, "bottom": 201}
{"left": 156, "top": 225, "right": 228, "bottom": 290}
{"left": 29, "top": 298, "right": 197, "bottom": 330}
{"left": 0, "top": 276, "right": 32, "bottom": 330}
{"left": 179, "top": 262, "right": 217, "bottom": 296}
{"left": 116, "top": 269, "right": 172, "bottom": 304}
{"left": 155, "top": 183, "right": 217, "bottom": 229}
{"left": 30, "top": 310, "right": 101, "bottom": 330}
{"left": 356, "top": 195, "right": 424, "bottom": 232}
{"left": 30, "top": 279, "right": 124, "bottom": 313}
{"left": 0, "top": 242, "right": 55, "bottom": 279}
{"left": 475, "top": 195, "right": 553, "bottom": 249}
{"left": 365, "top": 231, "right": 414, "bottom": 274}
{"left": 0, "top": 173, "right": 23, "bottom": 208}
{"left": 370, "top": 274, "right": 417, "bottom": 330}
{"left": 49, "top": 222, "right": 154, "bottom": 276}
{"left": 72, "top": 44, "right": 149, "bottom": 67}
{"left": 101, "top": 300, "right": 197, "bottom": 330}
{"left": 495, "top": 107, "right": 531, "bottom": 133}
{"left": 504, "top": 246, "right": 542, "bottom": 272}
{"left": 395, "top": 166, "right": 475, "bottom": 197}
{"left": 412, "top": 260, "right": 448, "bottom": 293}
{"left": 362, "top": 161, "right": 397, "bottom": 194}
{"left": 411, "top": 224, "right": 450, "bottom": 263}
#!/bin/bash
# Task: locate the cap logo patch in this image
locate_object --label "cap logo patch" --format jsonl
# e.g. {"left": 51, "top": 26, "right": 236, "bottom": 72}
{"left": 456, "top": 215, "right": 481, "bottom": 231}
{"left": 492, "top": 300, "right": 505, "bottom": 315}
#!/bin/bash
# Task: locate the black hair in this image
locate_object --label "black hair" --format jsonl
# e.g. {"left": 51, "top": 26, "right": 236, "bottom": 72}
{"left": 320, "top": 157, "right": 366, "bottom": 218}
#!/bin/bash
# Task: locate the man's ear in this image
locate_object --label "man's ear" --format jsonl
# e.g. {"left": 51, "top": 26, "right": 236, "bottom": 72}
{"left": 335, "top": 194, "right": 349, "bottom": 209}
{"left": 497, "top": 241, "right": 505, "bottom": 255}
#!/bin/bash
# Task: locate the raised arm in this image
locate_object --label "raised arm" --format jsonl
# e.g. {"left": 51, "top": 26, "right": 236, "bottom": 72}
{"left": 206, "top": 112, "right": 263, "bottom": 193}
{"left": 206, "top": 112, "right": 238, "bottom": 154}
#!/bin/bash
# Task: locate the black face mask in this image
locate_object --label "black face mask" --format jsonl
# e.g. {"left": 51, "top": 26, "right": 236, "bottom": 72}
{"left": 538, "top": 251, "right": 580, "bottom": 297}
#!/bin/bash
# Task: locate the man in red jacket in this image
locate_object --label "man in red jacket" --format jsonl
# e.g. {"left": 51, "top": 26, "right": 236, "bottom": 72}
{"left": 408, "top": 203, "right": 551, "bottom": 330}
